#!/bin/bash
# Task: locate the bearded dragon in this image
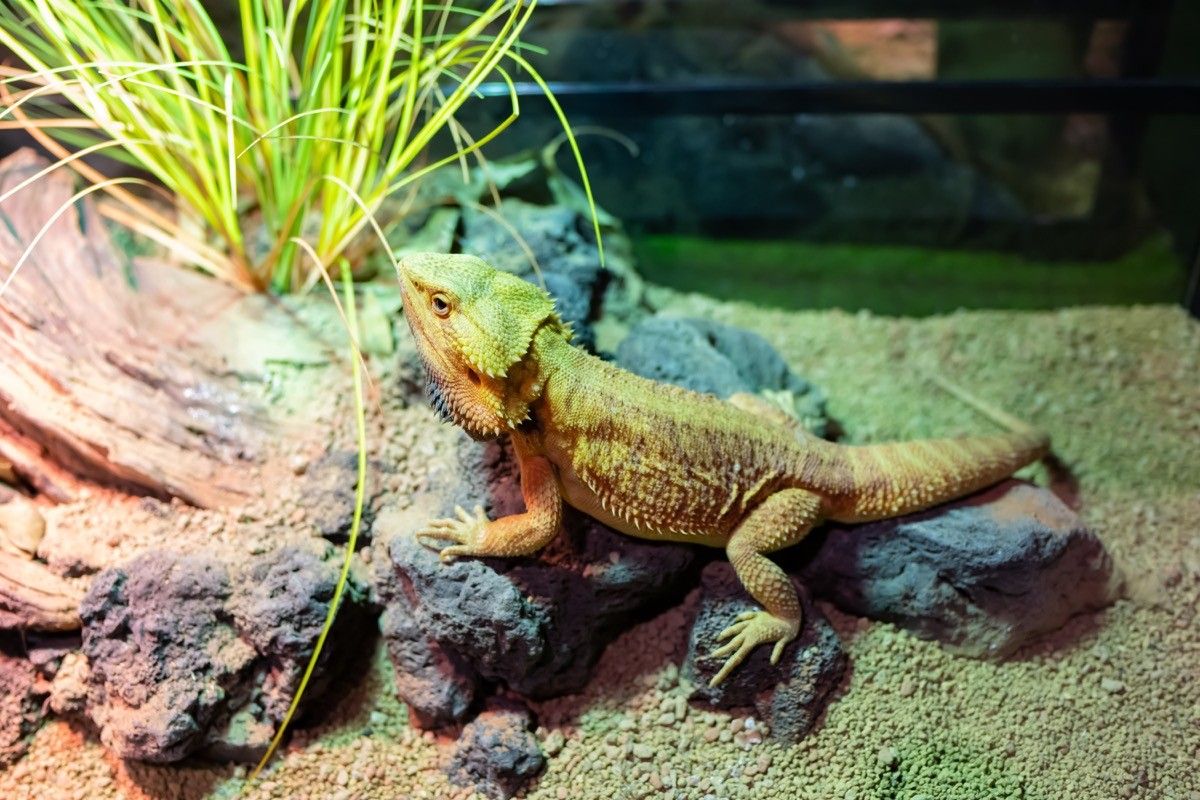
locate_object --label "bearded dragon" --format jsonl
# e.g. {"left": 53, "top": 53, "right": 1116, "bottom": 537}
{"left": 399, "top": 253, "right": 1049, "bottom": 686}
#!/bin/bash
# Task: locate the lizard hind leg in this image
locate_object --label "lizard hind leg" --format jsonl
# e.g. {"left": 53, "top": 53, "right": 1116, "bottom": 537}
{"left": 709, "top": 488, "right": 824, "bottom": 687}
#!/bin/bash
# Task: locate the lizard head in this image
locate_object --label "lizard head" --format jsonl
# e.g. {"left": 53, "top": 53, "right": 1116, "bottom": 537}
{"left": 398, "top": 252, "right": 567, "bottom": 439}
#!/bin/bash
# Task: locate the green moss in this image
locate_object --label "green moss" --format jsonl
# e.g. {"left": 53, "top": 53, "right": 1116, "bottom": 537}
{"left": 633, "top": 234, "right": 1186, "bottom": 316}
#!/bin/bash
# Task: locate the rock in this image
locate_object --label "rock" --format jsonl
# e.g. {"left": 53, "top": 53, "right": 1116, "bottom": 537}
{"left": 615, "top": 316, "right": 829, "bottom": 436}
{"left": 47, "top": 651, "right": 89, "bottom": 716}
{"left": 80, "top": 544, "right": 371, "bottom": 762}
{"left": 0, "top": 492, "right": 46, "bottom": 557}
{"left": 373, "top": 436, "right": 699, "bottom": 725}
{"left": 447, "top": 699, "right": 544, "bottom": 800}
{"left": 80, "top": 550, "right": 252, "bottom": 762}
{"left": 225, "top": 544, "right": 373, "bottom": 726}
{"left": 460, "top": 199, "right": 603, "bottom": 293}
{"left": 801, "top": 480, "right": 1118, "bottom": 658}
{"left": 0, "top": 639, "right": 46, "bottom": 765}
{"left": 295, "top": 450, "right": 379, "bottom": 544}
{"left": 378, "top": 601, "right": 477, "bottom": 728}
{"left": 684, "top": 562, "right": 846, "bottom": 742}
{"left": 25, "top": 631, "right": 79, "bottom": 680}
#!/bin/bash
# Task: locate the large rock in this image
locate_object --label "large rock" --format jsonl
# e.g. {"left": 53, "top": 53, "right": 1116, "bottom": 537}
{"left": 684, "top": 562, "right": 846, "bottom": 743}
{"left": 801, "top": 480, "right": 1118, "bottom": 658}
{"left": 447, "top": 698, "right": 544, "bottom": 800}
{"left": 79, "top": 544, "right": 371, "bottom": 762}
{"left": 615, "top": 315, "right": 830, "bottom": 436}
{"left": 373, "top": 436, "right": 700, "bottom": 727}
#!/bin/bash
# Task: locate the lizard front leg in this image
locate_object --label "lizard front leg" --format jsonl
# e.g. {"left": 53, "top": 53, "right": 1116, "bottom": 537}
{"left": 416, "top": 443, "right": 562, "bottom": 562}
{"left": 710, "top": 488, "right": 823, "bottom": 686}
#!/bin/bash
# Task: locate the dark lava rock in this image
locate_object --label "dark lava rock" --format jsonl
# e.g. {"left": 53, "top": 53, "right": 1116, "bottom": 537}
{"left": 684, "top": 562, "right": 846, "bottom": 743}
{"left": 801, "top": 480, "right": 1119, "bottom": 658}
{"left": 79, "top": 544, "right": 370, "bottom": 763}
{"left": 0, "top": 640, "right": 45, "bottom": 765}
{"left": 460, "top": 199, "right": 605, "bottom": 349}
{"left": 226, "top": 545, "right": 373, "bottom": 726}
{"left": 373, "top": 436, "right": 700, "bottom": 726}
{"left": 615, "top": 316, "right": 829, "bottom": 436}
{"left": 447, "top": 698, "right": 544, "bottom": 800}
{"left": 378, "top": 599, "right": 478, "bottom": 729}
{"left": 296, "top": 450, "right": 382, "bottom": 544}
{"left": 460, "top": 199, "right": 602, "bottom": 291}
{"left": 80, "top": 551, "right": 246, "bottom": 762}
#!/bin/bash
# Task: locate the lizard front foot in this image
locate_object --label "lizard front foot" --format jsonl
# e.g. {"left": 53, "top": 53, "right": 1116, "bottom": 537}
{"left": 415, "top": 504, "right": 489, "bottom": 563}
{"left": 708, "top": 609, "right": 800, "bottom": 687}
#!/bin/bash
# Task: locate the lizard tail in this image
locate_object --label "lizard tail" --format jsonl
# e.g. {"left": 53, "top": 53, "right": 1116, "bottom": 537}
{"left": 813, "top": 378, "right": 1049, "bottom": 523}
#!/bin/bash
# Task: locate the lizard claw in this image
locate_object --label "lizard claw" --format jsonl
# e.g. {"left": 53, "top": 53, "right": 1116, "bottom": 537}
{"left": 415, "top": 505, "right": 489, "bottom": 563}
{"left": 708, "top": 609, "right": 799, "bottom": 687}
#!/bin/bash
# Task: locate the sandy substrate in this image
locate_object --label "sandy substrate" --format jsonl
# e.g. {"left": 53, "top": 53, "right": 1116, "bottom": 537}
{"left": 2, "top": 296, "right": 1197, "bottom": 800}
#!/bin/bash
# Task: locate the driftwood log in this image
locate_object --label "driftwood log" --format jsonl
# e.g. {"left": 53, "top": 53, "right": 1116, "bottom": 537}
{"left": 0, "top": 550, "right": 81, "bottom": 632}
{"left": 0, "top": 148, "right": 271, "bottom": 507}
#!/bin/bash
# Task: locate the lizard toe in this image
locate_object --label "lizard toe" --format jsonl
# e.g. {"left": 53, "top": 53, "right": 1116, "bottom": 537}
{"left": 716, "top": 619, "right": 750, "bottom": 643}
{"left": 707, "top": 610, "right": 800, "bottom": 685}
{"left": 439, "top": 545, "right": 469, "bottom": 564}
{"left": 708, "top": 641, "right": 754, "bottom": 687}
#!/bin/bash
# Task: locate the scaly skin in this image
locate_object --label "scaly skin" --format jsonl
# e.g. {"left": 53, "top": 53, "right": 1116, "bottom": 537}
{"left": 398, "top": 253, "right": 1050, "bottom": 686}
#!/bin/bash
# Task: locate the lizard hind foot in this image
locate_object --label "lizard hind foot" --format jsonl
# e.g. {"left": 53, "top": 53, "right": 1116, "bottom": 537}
{"left": 707, "top": 609, "right": 800, "bottom": 688}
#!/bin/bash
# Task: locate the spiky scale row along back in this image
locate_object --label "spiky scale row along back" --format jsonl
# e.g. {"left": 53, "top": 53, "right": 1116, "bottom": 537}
{"left": 399, "top": 253, "right": 1051, "bottom": 684}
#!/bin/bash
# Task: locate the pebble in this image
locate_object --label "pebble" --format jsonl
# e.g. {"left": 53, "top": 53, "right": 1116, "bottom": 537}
{"left": 877, "top": 745, "right": 899, "bottom": 768}
{"left": 1102, "top": 678, "right": 1127, "bottom": 694}
{"left": 543, "top": 730, "right": 565, "bottom": 757}
{"left": 632, "top": 743, "right": 655, "bottom": 761}
{"left": 0, "top": 497, "right": 46, "bottom": 556}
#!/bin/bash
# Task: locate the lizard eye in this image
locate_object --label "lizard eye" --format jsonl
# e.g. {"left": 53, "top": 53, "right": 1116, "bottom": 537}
{"left": 430, "top": 293, "right": 451, "bottom": 318}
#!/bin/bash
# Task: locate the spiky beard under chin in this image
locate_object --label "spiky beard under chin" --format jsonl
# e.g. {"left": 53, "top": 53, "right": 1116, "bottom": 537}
{"left": 419, "top": 359, "right": 504, "bottom": 441}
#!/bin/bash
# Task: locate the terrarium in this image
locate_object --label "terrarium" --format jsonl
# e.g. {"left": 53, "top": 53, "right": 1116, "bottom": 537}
{"left": 0, "top": 2, "right": 1196, "bottom": 800}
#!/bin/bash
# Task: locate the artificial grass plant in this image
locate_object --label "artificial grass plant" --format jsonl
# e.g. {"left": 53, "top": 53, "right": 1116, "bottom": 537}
{"left": 0, "top": 0, "right": 601, "bottom": 291}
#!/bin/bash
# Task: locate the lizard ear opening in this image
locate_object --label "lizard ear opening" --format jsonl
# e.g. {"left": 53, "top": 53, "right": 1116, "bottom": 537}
{"left": 449, "top": 270, "right": 564, "bottom": 379}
